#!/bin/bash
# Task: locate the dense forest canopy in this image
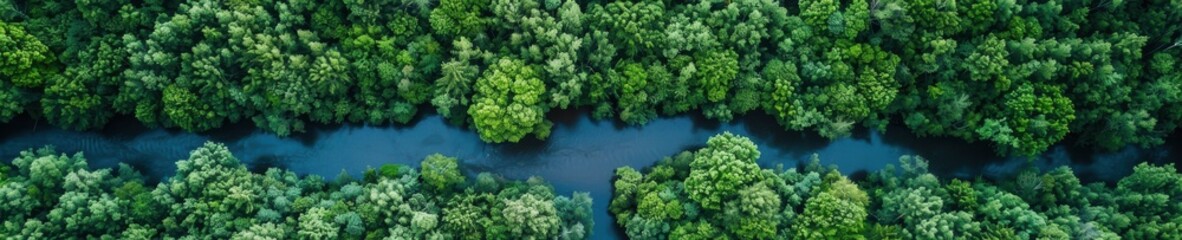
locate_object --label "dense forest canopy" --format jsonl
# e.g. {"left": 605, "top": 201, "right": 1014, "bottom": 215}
{"left": 1, "top": 0, "right": 1180, "bottom": 155}
{"left": 0, "top": 143, "right": 594, "bottom": 239}
{"left": 611, "top": 132, "right": 1182, "bottom": 239}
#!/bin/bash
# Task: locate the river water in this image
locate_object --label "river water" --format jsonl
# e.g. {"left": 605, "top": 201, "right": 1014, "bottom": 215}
{"left": 1, "top": 109, "right": 1178, "bottom": 239}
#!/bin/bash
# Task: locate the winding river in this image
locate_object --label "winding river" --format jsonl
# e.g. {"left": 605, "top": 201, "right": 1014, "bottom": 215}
{"left": 2, "top": 109, "right": 1179, "bottom": 239}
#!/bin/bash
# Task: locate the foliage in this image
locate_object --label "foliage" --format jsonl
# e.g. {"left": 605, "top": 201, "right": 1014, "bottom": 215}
{"left": 0, "top": 143, "right": 593, "bottom": 239}
{"left": 612, "top": 132, "right": 1182, "bottom": 239}
{"left": 468, "top": 57, "right": 551, "bottom": 143}
{"left": 0, "top": 0, "right": 1179, "bottom": 153}
{"left": 685, "top": 132, "right": 762, "bottom": 210}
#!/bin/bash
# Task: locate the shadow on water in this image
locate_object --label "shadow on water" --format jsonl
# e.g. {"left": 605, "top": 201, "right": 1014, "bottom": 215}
{"left": 847, "top": 170, "right": 872, "bottom": 182}
{"left": 202, "top": 120, "right": 259, "bottom": 143}
{"left": 1059, "top": 135, "right": 1102, "bottom": 165}
{"left": 874, "top": 123, "right": 1017, "bottom": 179}
{"left": 249, "top": 154, "right": 290, "bottom": 173}
{"left": 848, "top": 126, "right": 874, "bottom": 143}
{"left": 484, "top": 137, "right": 554, "bottom": 169}
{"left": 687, "top": 111, "right": 722, "bottom": 131}
{"left": 118, "top": 155, "right": 173, "bottom": 183}
{"left": 386, "top": 105, "right": 438, "bottom": 131}
{"left": 737, "top": 112, "right": 831, "bottom": 159}
{"left": 292, "top": 122, "right": 343, "bottom": 147}
{"left": 548, "top": 108, "right": 585, "bottom": 129}
{"left": 458, "top": 162, "right": 499, "bottom": 177}
{"left": 97, "top": 115, "right": 157, "bottom": 140}
{"left": 0, "top": 116, "right": 30, "bottom": 141}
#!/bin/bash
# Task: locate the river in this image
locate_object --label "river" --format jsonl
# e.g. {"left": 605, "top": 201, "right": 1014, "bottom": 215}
{"left": 1, "top": 109, "right": 1179, "bottom": 239}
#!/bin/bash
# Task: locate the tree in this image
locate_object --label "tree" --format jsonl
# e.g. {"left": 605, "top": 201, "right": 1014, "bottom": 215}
{"left": 234, "top": 223, "right": 289, "bottom": 240}
{"left": 0, "top": 80, "right": 24, "bottom": 122}
{"left": 153, "top": 142, "right": 261, "bottom": 237}
{"left": 41, "top": 35, "right": 129, "bottom": 130}
{"left": 696, "top": 50, "right": 740, "bottom": 104}
{"left": 609, "top": 62, "right": 657, "bottom": 125}
{"left": 554, "top": 192, "right": 594, "bottom": 240}
{"left": 44, "top": 169, "right": 127, "bottom": 238}
{"left": 2, "top": 147, "right": 88, "bottom": 219}
{"left": 0, "top": 21, "right": 54, "bottom": 88}
{"left": 468, "top": 58, "right": 551, "bottom": 143}
{"left": 670, "top": 220, "right": 728, "bottom": 240}
{"left": 41, "top": 76, "right": 110, "bottom": 130}
{"left": 421, "top": 154, "right": 464, "bottom": 192}
{"left": 993, "top": 83, "right": 1075, "bottom": 156}
{"left": 725, "top": 182, "right": 781, "bottom": 239}
{"left": 764, "top": 59, "right": 803, "bottom": 127}
{"left": 432, "top": 38, "right": 482, "bottom": 122}
{"left": 430, "top": 0, "right": 491, "bottom": 39}
{"left": 685, "top": 132, "right": 762, "bottom": 210}
{"left": 442, "top": 193, "right": 493, "bottom": 240}
{"left": 498, "top": 193, "right": 561, "bottom": 239}
{"left": 794, "top": 175, "right": 868, "bottom": 239}
{"left": 298, "top": 207, "right": 339, "bottom": 239}
{"left": 976, "top": 185, "right": 1050, "bottom": 239}
{"left": 586, "top": 0, "right": 665, "bottom": 57}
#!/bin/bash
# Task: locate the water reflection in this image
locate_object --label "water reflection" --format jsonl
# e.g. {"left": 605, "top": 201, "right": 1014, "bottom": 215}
{"left": 1, "top": 110, "right": 1178, "bottom": 239}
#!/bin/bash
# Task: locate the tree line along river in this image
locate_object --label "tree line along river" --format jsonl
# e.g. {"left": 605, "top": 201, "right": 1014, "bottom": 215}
{"left": 1, "top": 109, "right": 1178, "bottom": 239}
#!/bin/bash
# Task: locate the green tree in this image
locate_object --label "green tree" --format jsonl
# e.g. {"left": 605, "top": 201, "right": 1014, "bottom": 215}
{"left": 991, "top": 83, "right": 1075, "bottom": 156}
{"left": 421, "top": 154, "right": 464, "bottom": 192}
{"left": 468, "top": 58, "right": 551, "bottom": 143}
{"left": 794, "top": 176, "right": 869, "bottom": 239}
{"left": 430, "top": 0, "right": 491, "bottom": 39}
{"left": 725, "top": 182, "right": 781, "bottom": 239}
{"left": 685, "top": 132, "right": 762, "bottom": 210}
{"left": 609, "top": 62, "right": 657, "bottom": 125}
{"left": 670, "top": 220, "right": 728, "bottom": 240}
{"left": 498, "top": 193, "right": 561, "bottom": 239}
{"left": 432, "top": 38, "right": 482, "bottom": 122}
{"left": 0, "top": 21, "right": 54, "bottom": 88}
{"left": 586, "top": 0, "right": 665, "bottom": 57}
{"left": 41, "top": 35, "right": 129, "bottom": 130}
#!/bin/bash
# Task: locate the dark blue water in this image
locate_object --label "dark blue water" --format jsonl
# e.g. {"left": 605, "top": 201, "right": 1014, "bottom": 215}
{"left": 1, "top": 110, "right": 1178, "bottom": 239}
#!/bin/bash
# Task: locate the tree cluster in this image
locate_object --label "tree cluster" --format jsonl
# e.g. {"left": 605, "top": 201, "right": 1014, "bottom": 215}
{"left": 2, "top": 0, "right": 1180, "bottom": 154}
{"left": 611, "top": 132, "right": 1182, "bottom": 239}
{"left": 0, "top": 143, "right": 593, "bottom": 239}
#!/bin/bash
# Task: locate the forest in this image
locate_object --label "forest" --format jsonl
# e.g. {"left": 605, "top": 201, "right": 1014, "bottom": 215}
{"left": 0, "top": 0, "right": 1178, "bottom": 156}
{"left": 3, "top": 134, "right": 1180, "bottom": 239}
{"left": 0, "top": 142, "right": 595, "bottom": 239}
{"left": 610, "top": 133, "right": 1182, "bottom": 239}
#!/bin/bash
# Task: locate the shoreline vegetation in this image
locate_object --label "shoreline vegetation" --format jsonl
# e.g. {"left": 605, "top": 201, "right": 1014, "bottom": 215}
{"left": 1, "top": 0, "right": 1179, "bottom": 156}
{"left": 609, "top": 133, "right": 1182, "bottom": 239}
{"left": 3, "top": 133, "right": 1180, "bottom": 238}
{"left": 0, "top": 142, "right": 594, "bottom": 239}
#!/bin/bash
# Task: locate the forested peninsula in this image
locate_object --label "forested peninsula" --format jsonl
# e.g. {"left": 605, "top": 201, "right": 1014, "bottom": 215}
{"left": 2, "top": 0, "right": 1179, "bottom": 156}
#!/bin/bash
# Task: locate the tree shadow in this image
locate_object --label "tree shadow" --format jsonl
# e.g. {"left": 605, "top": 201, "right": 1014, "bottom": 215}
{"left": 201, "top": 119, "right": 258, "bottom": 144}
{"left": 876, "top": 123, "right": 1004, "bottom": 177}
{"left": 737, "top": 112, "right": 831, "bottom": 159}
{"left": 248, "top": 154, "right": 290, "bottom": 174}
{"left": 547, "top": 108, "right": 585, "bottom": 130}
{"left": 482, "top": 137, "right": 555, "bottom": 168}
